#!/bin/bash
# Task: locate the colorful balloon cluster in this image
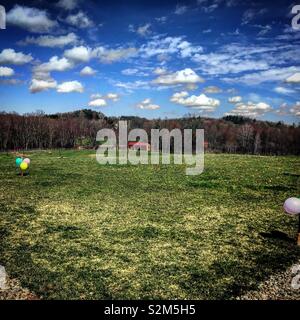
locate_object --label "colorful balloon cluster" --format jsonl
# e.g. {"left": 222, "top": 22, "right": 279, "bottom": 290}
{"left": 283, "top": 197, "right": 300, "bottom": 215}
{"left": 15, "top": 157, "right": 31, "bottom": 173}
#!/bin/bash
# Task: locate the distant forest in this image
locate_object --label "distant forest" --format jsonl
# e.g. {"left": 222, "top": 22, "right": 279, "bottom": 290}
{"left": 0, "top": 109, "right": 299, "bottom": 155}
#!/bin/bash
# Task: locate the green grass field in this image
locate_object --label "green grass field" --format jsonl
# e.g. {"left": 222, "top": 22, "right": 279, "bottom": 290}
{"left": 0, "top": 150, "right": 299, "bottom": 299}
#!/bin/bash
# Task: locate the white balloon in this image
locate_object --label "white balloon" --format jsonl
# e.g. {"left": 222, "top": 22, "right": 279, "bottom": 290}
{"left": 283, "top": 197, "right": 300, "bottom": 215}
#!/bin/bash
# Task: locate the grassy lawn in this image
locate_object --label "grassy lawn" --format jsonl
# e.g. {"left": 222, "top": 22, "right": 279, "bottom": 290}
{"left": 0, "top": 150, "right": 300, "bottom": 299}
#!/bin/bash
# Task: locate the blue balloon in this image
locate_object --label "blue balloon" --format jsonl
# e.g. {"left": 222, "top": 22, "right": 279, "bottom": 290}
{"left": 15, "top": 157, "right": 23, "bottom": 167}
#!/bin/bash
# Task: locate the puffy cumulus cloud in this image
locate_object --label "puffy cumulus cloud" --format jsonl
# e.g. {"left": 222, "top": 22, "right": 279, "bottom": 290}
{"left": 0, "top": 67, "right": 14, "bottom": 77}
{"left": 34, "top": 56, "right": 74, "bottom": 73}
{"left": 274, "top": 86, "right": 295, "bottom": 95}
{"left": 171, "top": 91, "right": 220, "bottom": 112}
{"left": 65, "top": 11, "right": 94, "bottom": 28}
{"left": 64, "top": 46, "right": 92, "bottom": 63}
{"left": 88, "top": 92, "right": 119, "bottom": 107}
{"left": 137, "top": 98, "right": 160, "bottom": 110}
{"left": 153, "top": 68, "right": 204, "bottom": 86}
{"left": 204, "top": 86, "right": 222, "bottom": 94}
{"left": 6, "top": 5, "right": 57, "bottom": 33}
{"left": 56, "top": 0, "right": 79, "bottom": 10}
{"left": 80, "top": 66, "right": 96, "bottom": 76}
{"left": 95, "top": 47, "right": 137, "bottom": 64}
{"left": 140, "top": 36, "right": 203, "bottom": 59}
{"left": 0, "top": 49, "right": 33, "bottom": 65}
{"left": 228, "top": 96, "right": 242, "bottom": 103}
{"left": 57, "top": 80, "right": 84, "bottom": 93}
{"left": 30, "top": 78, "right": 57, "bottom": 93}
{"left": 275, "top": 102, "right": 300, "bottom": 117}
{"left": 89, "top": 98, "right": 107, "bottom": 107}
{"left": 285, "top": 72, "right": 300, "bottom": 84}
{"left": 19, "top": 33, "right": 78, "bottom": 48}
{"left": 226, "top": 101, "right": 272, "bottom": 117}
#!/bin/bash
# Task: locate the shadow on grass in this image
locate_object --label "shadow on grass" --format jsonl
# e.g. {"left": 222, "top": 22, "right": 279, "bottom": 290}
{"left": 259, "top": 230, "right": 295, "bottom": 243}
{"left": 180, "top": 237, "right": 300, "bottom": 299}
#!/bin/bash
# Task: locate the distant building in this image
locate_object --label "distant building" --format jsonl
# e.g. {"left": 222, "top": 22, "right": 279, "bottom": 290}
{"left": 128, "top": 141, "right": 150, "bottom": 151}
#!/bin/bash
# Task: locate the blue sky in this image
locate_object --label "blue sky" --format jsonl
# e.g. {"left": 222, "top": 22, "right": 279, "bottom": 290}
{"left": 0, "top": 0, "right": 299, "bottom": 123}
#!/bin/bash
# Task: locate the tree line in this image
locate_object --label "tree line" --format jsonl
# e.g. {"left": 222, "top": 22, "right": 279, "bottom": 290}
{"left": 0, "top": 110, "right": 299, "bottom": 155}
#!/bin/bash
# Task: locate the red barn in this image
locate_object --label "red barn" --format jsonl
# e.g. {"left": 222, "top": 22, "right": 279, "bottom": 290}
{"left": 128, "top": 141, "right": 150, "bottom": 151}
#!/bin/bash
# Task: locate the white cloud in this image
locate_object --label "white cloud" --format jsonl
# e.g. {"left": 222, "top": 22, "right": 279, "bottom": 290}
{"left": 121, "top": 68, "right": 148, "bottom": 76}
{"left": 20, "top": 33, "right": 78, "bottom": 48}
{"left": 6, "top": 5, "right": 57, "bottom": 33}
{"left": 106, "top": 93, "right": 119, "bottom": 102}
{"left": 65, "top": 11, "right": 93, "bottom": 28}
{"left": 56, "top": 0, "right": 79, "bottom": 10}
{"left": 137, "top": 98, "right": 160, "bottom": 110}
{"left": 140, "top": 36, "right": 203, "bottom": 59}
{"left": 34, "top": 56, "right": 74, "bottom": 73}
{"left": 277, "top": 102, "right": 300, "bottom": 117}
{"left": 88, "top": 92, "right": 119, "bottom": 107}
{"left": 30, "top": 78, "right": 57, "bottom": 93}
{"left": 241, "top": 8, "right": 267, "bottom": 25}
{"left": 204, "top": 86, "right": 222, "bottom": 93}
{"left": 285, "top": 72, "right": 300, "bottom": 84}
{"left": 153, "top": 68, "right": 204, "bottom": 86}
{"left": 0, "top": 67, "right": 14, "bottom": 77}
{"left": 80, "top": 66, "right": 96, "bottom": 76}
{"left": 193, "top": 52, "right": 269, "bottom": 75}
{"left": 0, "top": 49, "right": 33, "bottom": 65}
{"left": 155, "top": 16, "right": 167, "bottom": 23}
{"left": 274, "top": 86, "right": 295, "bottom": 95}
{"left": 132, "top": 23, "right": 152, "bottom": 37}
{"left": 122, "top": 68, "right": 139, "bottom": 76}
{"left": 95, "top": 47, "right": 137, "bottom": 63}
{"left": 64, "top": 46, "right": 92, "bottom": 63}
{"left": 114, "top": 80, "right": 150, "bottom": 91}
{"left": 61, "top": 45, "right": 136, "bottom": 65}
{"left": 175, "top": 5, "right": 188, "bottom": 15}
{"left": 153, "top": 67, "right": 167, "bottom": 75}
{"left": 226, "top": 101, "right": 272, "bottom": 117}
{"left": 223, "top": 67, "right": 300, "bottom": 85}
{"left": 90, "top": 93, "right": 102, "bottom": 100}
{"left": 203, "top": 4, "right": 219, "bottom": 13}
{"left": 171, "top": 91, "right": 220, "bottom": 111}
{"left": 89, "top": 98, "right": 107, "bottom": 107}
{"left": 57, "top": 80, "right": 84, "bottom": 93}
{"left": 256, "top": 24, "right": 272, "bottom": 36}
{"left": 228, "top": 96, "right": 242, "bottom": 103}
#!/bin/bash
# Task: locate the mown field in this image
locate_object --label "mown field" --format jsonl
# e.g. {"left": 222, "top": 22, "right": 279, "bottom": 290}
{"left": 0, "top": 150, "right": 299, "bottom": 299}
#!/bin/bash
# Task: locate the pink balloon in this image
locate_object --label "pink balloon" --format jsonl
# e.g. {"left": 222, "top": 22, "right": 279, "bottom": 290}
{"left": 23, "top": 158, "right": 30, "bottom": 165}
{"left": 283, "top": 197, "right": 300, "bottom": 215}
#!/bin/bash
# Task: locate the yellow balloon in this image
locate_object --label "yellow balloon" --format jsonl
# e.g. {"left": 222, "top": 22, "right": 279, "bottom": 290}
{"left": 20, "top": 162, "right": 28, "bottom": 171}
